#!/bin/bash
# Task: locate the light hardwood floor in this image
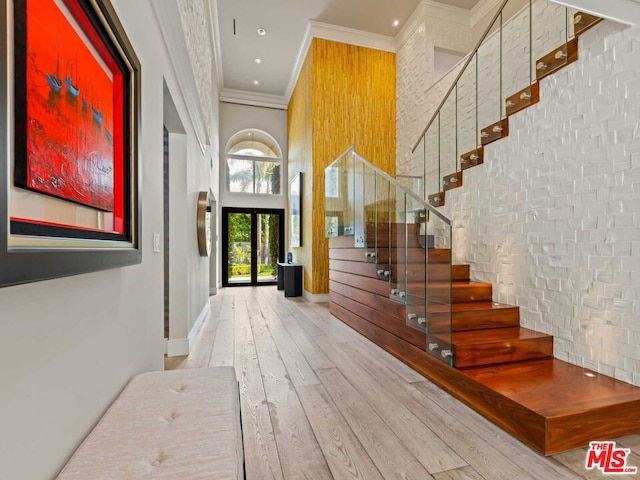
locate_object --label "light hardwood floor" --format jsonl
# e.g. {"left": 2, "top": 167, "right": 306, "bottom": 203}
{"left": 167, "top": 287, "right": 640, "bottom": 480}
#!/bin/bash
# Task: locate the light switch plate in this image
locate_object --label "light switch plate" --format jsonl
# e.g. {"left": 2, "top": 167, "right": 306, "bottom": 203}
{"left": 153, "top": 233, "right": 160, "bottom": 253}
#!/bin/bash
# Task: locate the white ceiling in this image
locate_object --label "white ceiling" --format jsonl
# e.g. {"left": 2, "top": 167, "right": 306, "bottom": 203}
{"left": 215, "top": 0, "right": 482, "bottom": 101}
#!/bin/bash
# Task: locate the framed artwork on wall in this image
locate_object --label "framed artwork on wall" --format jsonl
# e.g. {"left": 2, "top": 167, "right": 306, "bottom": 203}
{"left": 289, "top": 172, "right": 302, "bottom": 248}
{"left": 0, "top": 0, "right": 142, "bottom": 287}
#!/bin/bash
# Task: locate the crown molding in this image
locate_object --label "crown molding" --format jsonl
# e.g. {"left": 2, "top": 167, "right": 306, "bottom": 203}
{"left": 470, "top": 0, "right": 503, "bottom": 27}
{"left": 151, "top": 0, "right": 210, "bottom": 153}
{"left": 308, "top": 20, "right": 396, "bottom": 52}
{"left": 396, "top": 1, "right": 428, "bottom": 50}
{"left": 284, "top": 21, "right": 396, "bottom": 103}
{"left": 284, "top": 22, "right": 314, "bottom": 104}
{"left": 207, "top": 0, "right": 224, "bottom": 91}
{"left": 220, "top": 89, "right": 288, "bottom": 110}
{"left": 422, "top": 0, "right": 472, "bottom": 25}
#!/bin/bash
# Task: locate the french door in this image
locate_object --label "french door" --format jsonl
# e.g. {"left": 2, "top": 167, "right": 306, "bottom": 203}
{"left": 222, "top": 208, "right": 284, "bottom": 287}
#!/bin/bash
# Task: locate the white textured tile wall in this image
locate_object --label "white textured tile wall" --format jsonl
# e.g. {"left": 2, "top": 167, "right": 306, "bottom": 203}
{"left": 177, "top": 0, "right": 214, "bottom": 131}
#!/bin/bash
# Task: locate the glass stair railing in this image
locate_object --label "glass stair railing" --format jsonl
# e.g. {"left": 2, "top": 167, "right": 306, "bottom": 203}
{"left": 325, "top": 147, "right": 454, "bottom": 365}
{"left": 410, "top": 0, "right": 601, "bottom": 208}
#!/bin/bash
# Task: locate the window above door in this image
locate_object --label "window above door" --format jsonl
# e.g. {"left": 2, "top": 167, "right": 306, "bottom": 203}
{"left": 225, "top": 129, "right": 282, "bottom": 195}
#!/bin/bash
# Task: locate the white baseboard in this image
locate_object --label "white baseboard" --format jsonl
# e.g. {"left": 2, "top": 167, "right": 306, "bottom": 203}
{"left": 302, "top": 290, "right": 330, "bottom": 303}
{"left": 165, "top": 301, "right": 211, "bottom": 357}
{"left": 166, "top": 338, "right": 189, "bottom": 357}
{"left": 188, "top": 301, "right": 211, "bottom": 350}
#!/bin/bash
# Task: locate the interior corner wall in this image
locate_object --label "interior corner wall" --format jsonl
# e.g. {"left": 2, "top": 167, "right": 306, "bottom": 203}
{"left": 287, "top": 38, "right": 396, "bottom": 295}
{"left": 396, "top": 13, "right": 472, "bottom": 173}
{"left": 287, "top": 50, "right": 314, "bottom": 292}
{"left": 0, "top": 1, "right": 217, "bottom": 478}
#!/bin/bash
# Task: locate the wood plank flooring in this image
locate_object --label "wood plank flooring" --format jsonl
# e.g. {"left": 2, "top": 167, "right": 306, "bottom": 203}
{"left": 168, "top": 287, "right": 640, "bottom": 480}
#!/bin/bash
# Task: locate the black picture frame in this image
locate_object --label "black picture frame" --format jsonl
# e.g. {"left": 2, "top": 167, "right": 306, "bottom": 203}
{"left": 0, "top": 0, "right": 142, "bottom": 288}
{"left": 289, "top": 172, "right": 302, "bottom": 248}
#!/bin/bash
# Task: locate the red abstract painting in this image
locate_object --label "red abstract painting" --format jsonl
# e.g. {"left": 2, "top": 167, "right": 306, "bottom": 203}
{"left": 19, "top": 0, "right": 116, "bottom": 211}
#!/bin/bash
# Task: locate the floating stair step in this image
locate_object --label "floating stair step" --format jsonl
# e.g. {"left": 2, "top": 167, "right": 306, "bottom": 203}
{"left": 460, "top": 357, "right": 640, "bottom": 454}
{"left": 366, "top": 232, "right": 423, "bottom": 249}
{"left": 375, "top": 247, "right": 426, "bottom": 264}
{"left": 375, "top": 247, "right": 450, "bottom": 265}
{"left": 536, "top": 37, "right": 578, "bottom": 81}
{"left": 428, "top": 301, "right": 520, "bottom": 332}
{"left": 330, "top": 290, "right": 425, "bottom": 349}
{"left": 365, "top": 223, "right": 420, "bottom": 235}
{"left": 443, "top": 171, "right": 463, "bottom": 192}
{"left": 329, "top": 235, "right": 360, "bottom": 249}
{"left": 574, "top": 11, "right": 603, "bottom": 37}
{"left": 407, "top": 280, "right": 493, "bottom": 303}
{"left": 391, "top": 263, "right": 469, "bottom": 283}
{"left": 326, "top": 305, "right": 640, "bottom": 455}
{"left": 329, "top": 270, "right": 390, "bottom": 297}
{"left": 505, "top": 83, "right": 539, "bottom": 117}
{"left": 480, "top": 118, "right": 509, "bottom": 146}
{"left": 460, "top": 147, "right": 483, "bottom": 171}
{"left": 329, "top": 246, "right": 370, "bottom": 262}
{"left": 329, "top": 259, "right": 380, "bottom": 279}
{"left": 428, "top": 191, "right": 445, "bottom": 208}
{"left": 330, "top": 280, "right": 406, "bottom": 320}
{"left": 450, "top": 326, "right": 553, "bottom": 368}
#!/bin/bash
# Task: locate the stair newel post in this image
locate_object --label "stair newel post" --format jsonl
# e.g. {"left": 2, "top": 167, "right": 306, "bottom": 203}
{"left": 362, "top": 164, "right": 377, "bottom": 261}
{"left": 455, "top": 84, "right": 459, "bottom": 172}
{"left": 440, "top": 90, "right": 458, "bottom": 193}
{"left": 499, "top": 10, "right": 503, "bottom": 120}
{"left": 529, "top": 0, "right": 532, "bottom": 86}
{"left": 353, "top": 152, "right": 365, "bottom": 248}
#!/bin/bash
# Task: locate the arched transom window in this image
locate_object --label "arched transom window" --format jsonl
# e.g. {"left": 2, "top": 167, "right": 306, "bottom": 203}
{"left": 225, "top": 130, "right": 282, "bottom": 195}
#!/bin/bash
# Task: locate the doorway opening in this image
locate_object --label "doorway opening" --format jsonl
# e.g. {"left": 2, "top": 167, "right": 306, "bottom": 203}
{"left": 222, "top": 208, "right": 284, "bottom": 286}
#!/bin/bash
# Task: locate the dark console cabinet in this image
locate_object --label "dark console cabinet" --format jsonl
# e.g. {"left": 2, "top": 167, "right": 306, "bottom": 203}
{"left": 277, "top": 263, "right": 303, "bottom": 297}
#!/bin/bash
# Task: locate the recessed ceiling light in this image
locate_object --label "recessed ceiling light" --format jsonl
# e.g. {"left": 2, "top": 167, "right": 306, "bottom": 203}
{"left": 253, "top": 80, "right": 259, "bottom": 85}
{"left": 392, "top": 19, "right": 400, "bottom": 27}
{"left": 254, "top": 58, "right": 263, "bottom": 64}
{"left": 257, "top": 28, "right": 267, "bottom": 36}
{"left": 584, "top": 372, "right": 597, "bottom": 378}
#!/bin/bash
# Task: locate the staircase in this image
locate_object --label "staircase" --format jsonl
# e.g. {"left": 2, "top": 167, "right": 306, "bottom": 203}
{"left": 331, "top": 229, "right": 552, "bottom": 369}
{"left": 330, "top": 216, "right": 640, "bottom": 455}
{"left": 324, "top": 2, "right": 640, "bottom": 456}
{"left": 423, "top": 10, "right": 603, "bottom": 209}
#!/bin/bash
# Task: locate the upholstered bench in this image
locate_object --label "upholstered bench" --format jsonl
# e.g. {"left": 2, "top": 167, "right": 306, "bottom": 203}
{"left": 57, "top": 367, "right": 244, "bottom": 479}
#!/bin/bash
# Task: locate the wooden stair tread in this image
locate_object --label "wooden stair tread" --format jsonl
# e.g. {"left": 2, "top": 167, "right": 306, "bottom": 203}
{"left": 451, "top": 327, "right": 551, "bottom": 345}
{"left": 327, "top": 304, "right": 640, "bottom": 454}
{"left": 428, "top": 327, "right": 553, "bottom": 368}
{"left": 460, "top": 358, "right": 640, "bottom": 417}
{"left": 452, "top": 301, "right": 514, "bottom": 313}
{"left": 428, "top": 301, "right": 521, "bottom": 331}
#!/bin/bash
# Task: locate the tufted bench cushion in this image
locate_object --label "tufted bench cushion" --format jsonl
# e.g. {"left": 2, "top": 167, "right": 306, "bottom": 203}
{"left": 56, "top": 367, "right": 243, "bottom": 479}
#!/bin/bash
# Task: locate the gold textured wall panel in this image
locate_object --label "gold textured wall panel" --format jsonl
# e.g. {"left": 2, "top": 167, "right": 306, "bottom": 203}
{"left": 288, "top": 38, "right": 396, "bottom": 295}
{"left": 287, "top": 50, "right": 314, "bottom": 293}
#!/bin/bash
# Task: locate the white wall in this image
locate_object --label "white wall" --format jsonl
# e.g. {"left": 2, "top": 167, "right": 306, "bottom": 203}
{"left": 219, "top": 102, "right": 288, "bottom": 211}
{"left": 0, "top": 1, "right": 218, "bottom": 478}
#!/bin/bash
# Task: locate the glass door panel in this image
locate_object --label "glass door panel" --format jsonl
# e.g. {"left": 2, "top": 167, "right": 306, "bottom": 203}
{"left": 227, "top": 212, "right": 253, "bottom": 285}
{"left": 257, "top": 212, "right": 279, "bottom": 283}
{"left": 223, "top": 208, "right": 284, "bottom": 287}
